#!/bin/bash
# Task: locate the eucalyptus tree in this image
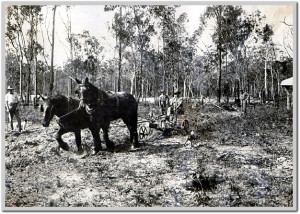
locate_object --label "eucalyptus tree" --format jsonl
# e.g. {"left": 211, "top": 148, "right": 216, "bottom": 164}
{"left": 60, "top": 5, "right": 74, "bottom": 96}
{"left": 201, "top": 5, "right": 256, "bottom": 102}
{"left": 6, "top": 5, "right": 43, "bottom": 103}
{"left": 150, "top": 5, "right": 180, "bottom": 94}
{"left": 6, "top": 6, "right": 26, "bottom": 98}
{"left": 5, "top": 51, "right": 19, "bottom": 87}
{"left": 63, "top": 30, "right": 104, "bottom": 85}
{"left": 105, "top": 5, "right": 155, "bottom": 95}
{"left": 130, "top": 6, "right": 155, "bottom": 97}
{"left": 202, "top": 5, "right": 228, "bottom": 103}
{"left": 261, "top": 24, "right": 274, "bottom": 99}
{"left": 281, "top": 17, "right": 293, "bottom": 58}
{"left": 48, "top": 5, "right": 57, "bottom": 95}
{"left": 105, "top": 5, "right": 131, "bottom": 92}
{"left": 222, "top": 6, "right": 254, "bottom": 95}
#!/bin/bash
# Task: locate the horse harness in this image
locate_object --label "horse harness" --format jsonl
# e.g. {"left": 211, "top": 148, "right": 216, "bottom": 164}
{"left": 81, "top": 96, "right": 120, "bottom": 115}
{"left": 67, "top": 97, "right": 71, "bottom": 113}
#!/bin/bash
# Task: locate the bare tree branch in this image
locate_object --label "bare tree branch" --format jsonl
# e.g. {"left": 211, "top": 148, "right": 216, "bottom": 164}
{"left": 281, "top": 16, "right": 293, "bottom": 27}
{"left": 39, "top": 21, "right": 49, "bottom": 67}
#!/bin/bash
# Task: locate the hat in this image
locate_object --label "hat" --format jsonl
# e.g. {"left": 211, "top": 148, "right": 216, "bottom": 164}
{"left": 160, "top": 90, "right": 165, "bottom": 93}
{"left": 174, "top": 90, "right": 181, "bottom": 95}
{"left": 7, "top": 86, "right": 14, "bottom": 90}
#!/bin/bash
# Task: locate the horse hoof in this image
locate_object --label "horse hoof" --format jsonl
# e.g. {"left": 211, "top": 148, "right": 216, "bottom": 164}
{"left": 106, "top": 144, "right": 115, "bottom": 151}
{"left": 93, "top": 147, "right": 102, "bottom": 155}
{"left": 60, "top": 143, "right": 70, "bottom": 151}
{"left": 77, "top": 148, "right": 84, "bottom": 155}
{"left": 134, "top": 143, "right": 143, "bottom": 148}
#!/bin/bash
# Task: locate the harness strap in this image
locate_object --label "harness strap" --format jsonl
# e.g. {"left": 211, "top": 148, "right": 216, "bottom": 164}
{"left": 80, "top": 98, "right": 102, "bottom": 106}
{"left": 81, "top": 95, "right": 120, "bottom": 114}
{"left": 116, "top": 96, "right": 119, "bottom": 108}
{"left": 67, "top": 97, "right": 71, "bottom": 113}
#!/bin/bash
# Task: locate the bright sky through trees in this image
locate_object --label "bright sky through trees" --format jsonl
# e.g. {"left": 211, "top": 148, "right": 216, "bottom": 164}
{"left": 36, "top": 4, "right": 293, "bottom": 67}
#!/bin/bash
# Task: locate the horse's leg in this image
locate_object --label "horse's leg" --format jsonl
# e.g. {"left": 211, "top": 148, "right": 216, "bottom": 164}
{"left": 102, "top": 122, "right": 115, "bottom": 151}
{"left": 74, "top": 130, "right": 83, "bottom": 154}
{"left": 55, "top": 128, "right": 70, "bottom": 151}
{"left": 132, "top": 121, "right": 142, "bottom": 148}
{"left": 90, "top": 126, "right": 102, "bottom": 154}
{"left": 123, "top": 117, "right": 142, "bottom": 148}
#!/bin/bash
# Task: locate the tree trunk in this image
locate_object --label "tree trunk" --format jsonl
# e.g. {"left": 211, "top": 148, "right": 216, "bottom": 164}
{"left": 183, "top": 78, "right": 186, "bottom": 98}
{"left": 188, "top": 77, "right": 194, "bottom": 98}
{"left": 130, "top": 69, "right": 136, "bottom": 95}
{"left": 49, "top": 5, "right": 57, "bottom": 95}
{"left": 271, "top": 62, "right": 274, "bottom": 100}
{"left": 34, "top": 15, "right": 38, "bottom": 106}
{"left": 19, "top": 57, "right": 23, "bottom": 102}
{"left": 218, "top": 48, "right": 222, "bottom": 103}
{"left": 264, "top": 47, "right": 268, "bottom": 100}
{"left": 141, "top": 78, "right": 144, "bottom": 100}
{"left": 117, "top": 6, "right": 122, "bottom": 92}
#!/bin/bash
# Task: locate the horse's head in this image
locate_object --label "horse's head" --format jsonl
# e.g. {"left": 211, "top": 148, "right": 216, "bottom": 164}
{"left": 41, "top": 95, "right": 55, "bottom": 127}
{"left": 75, "top": 77, "right": 99, "bottom": 105}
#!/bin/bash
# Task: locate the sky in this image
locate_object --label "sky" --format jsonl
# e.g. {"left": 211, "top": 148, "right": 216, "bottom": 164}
{"left": 20, "top": 4, "right": 295, "bottom": 67}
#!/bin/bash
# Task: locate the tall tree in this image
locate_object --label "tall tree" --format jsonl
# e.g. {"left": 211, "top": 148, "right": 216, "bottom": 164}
{"left": 6, "top": 5, "right": 43, "bottom": 103}
{"left": 203, "top": 5, "right": 227, "bottom": 103}
{"left": 150, "top": 5, "right": 180, "bottom": 94}
{"left": 261, "top": 24, "right": 274, "bottom": 99}
{"left": 105, "top": 5, "right": 129, "bottom": 92}
{"left": 49, "top": 5, "right": 57, "bottom": 95}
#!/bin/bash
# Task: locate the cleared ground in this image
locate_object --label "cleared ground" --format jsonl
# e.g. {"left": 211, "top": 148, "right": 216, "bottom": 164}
{"left": 4, "top": 100, "right": 293, "bottom": 207}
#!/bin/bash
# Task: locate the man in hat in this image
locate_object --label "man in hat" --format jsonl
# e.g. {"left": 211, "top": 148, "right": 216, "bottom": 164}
{"left": 158, "top": 90, "right": 169, "bottom": 115}
{"left": 5, "top": 86, "right": 21, "bottom": 132}
{"left": 240, "top": 89, "right": 249, "bottom": 113}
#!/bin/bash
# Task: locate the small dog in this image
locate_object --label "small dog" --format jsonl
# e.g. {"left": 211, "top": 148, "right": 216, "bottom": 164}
{"left": 6, "top": 119, "right": 27, "bottom": 132}
{"left": 185, "top": 130, "right": 196, "bottom": 147}
{"left": 22, "top": 119, "right": 28, "bottom": 131}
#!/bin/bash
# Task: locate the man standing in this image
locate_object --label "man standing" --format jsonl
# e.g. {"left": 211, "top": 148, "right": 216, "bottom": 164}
{"left": 167, "top": 90, "right": 183, "bottom": 123}
{"left": 170, "top": 90, "right": 183, "bottom": 114}
{"left": 5, "top": 86, "right": 21, "bottom": 132}
{"left": 240, "top": 89, "right": 249, "bottom": 113}
{"left": 158, "top": 90, "right": 169, "bottom": 115}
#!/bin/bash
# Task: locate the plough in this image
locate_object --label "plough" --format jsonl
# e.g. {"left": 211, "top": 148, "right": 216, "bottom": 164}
{"left": 137, "top": 113, "right": 190, "bottom": 140}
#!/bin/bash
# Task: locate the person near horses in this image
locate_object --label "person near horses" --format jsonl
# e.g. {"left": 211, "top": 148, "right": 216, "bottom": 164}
{"left": 158, "top": 90, "right": 169, "bottom": 115}
{"left": 5, "top": 86, "right": 21, "bottom": 132}
{"left": 171, "top": 90, "right": 183, "bottom": 114}
{"left": 240, "top": 89, "right": 249, "bottom": 113}
{"left": 167, "top": 90, "right": 183, "bottom": 122}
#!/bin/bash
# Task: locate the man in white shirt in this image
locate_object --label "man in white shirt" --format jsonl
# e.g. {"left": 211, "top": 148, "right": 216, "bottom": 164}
{"left": 5, "top": 86, "right": 21, "bottom": 132}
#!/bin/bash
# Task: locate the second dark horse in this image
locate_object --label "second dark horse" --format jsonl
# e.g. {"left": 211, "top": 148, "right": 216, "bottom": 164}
{"left": 41, "top": 95, "right": 90, "bottom": 153}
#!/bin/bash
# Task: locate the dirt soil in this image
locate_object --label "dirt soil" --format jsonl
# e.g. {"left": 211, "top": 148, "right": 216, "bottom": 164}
{"left": 5, "top": 101, "right": 293, "bottom": 207}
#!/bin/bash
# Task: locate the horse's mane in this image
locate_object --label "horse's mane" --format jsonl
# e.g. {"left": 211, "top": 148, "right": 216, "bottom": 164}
{"left": 88, "top": 82, "right": 110, "bottom": 102}
{"left": 49, "top": 94, "right": 68, "bottom": 105}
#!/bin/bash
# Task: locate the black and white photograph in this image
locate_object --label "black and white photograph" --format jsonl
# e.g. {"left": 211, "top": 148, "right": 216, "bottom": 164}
{"left": 2, "top": 1, "right": 296, "bottom": 211}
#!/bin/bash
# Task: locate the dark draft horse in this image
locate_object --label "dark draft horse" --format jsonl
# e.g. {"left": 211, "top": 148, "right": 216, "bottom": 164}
{"left": 41, "top": 95, "right": 90, "bottom": 153}
{"left": 41, "top": 95, "right": 80, "bottom": 127}
{"left": 75, "top": 77, "right": 142, "bottom": 154}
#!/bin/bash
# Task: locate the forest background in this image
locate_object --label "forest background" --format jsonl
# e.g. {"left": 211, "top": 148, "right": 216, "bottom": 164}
{"left": 4, "top": 4, "right": 294, "bottom": 104}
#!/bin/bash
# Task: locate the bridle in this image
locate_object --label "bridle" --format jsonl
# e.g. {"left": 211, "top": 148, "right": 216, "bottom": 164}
{"left": 44, "top": 105, "right": 54, "bottom": 124}
{"left": 77, "top": 84, "right": 120, "bottom": 115}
